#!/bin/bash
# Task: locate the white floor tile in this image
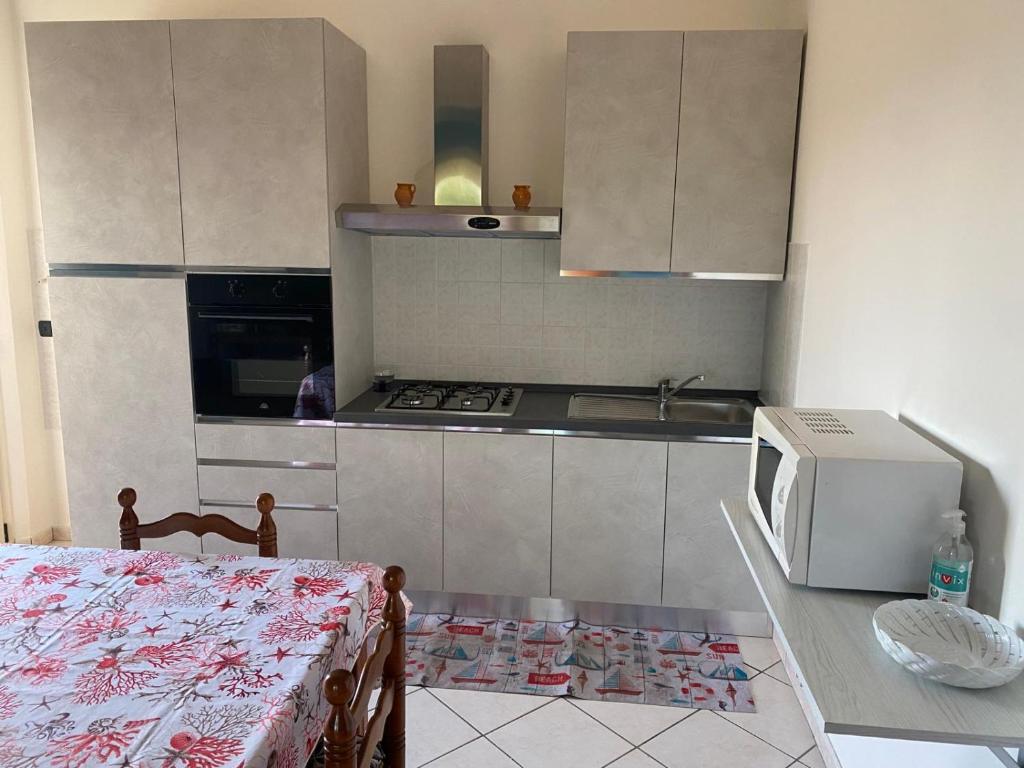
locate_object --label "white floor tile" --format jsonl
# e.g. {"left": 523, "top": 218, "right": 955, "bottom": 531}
{"left": 799, "top": 746, "right": 827, "bottom": 768}
{"left": 405, "top": 686, "right": 478, "bottom": 767}
{"left": 736, "top": 635, "right": 781, "bottom": 671}
{"left": 643, "top": 710, "right": 792, "bottom": 768}
{"left": 489, "top": 698, "right": 632, "bottom": 768}
{"left": 763, "top": 661, "right": 792, "bottom": 685}
{"left": 717, "top": 674, "right": 815, "bottom": 758}
{"left": 569, "top": 698, "right": 691, "bottom": 746}
{"left": 429, "top": 687, "right": 553, "bottom": 734}
{"left": 606, "top": 749, "right": 664, "bottom": 768}
{"left": 426, "top": 737, "right": 519, "bottom": 767}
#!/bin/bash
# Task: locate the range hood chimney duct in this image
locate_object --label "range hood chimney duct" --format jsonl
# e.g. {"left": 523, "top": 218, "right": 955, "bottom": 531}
{"left": 434, "top": 45, "right": 489, "bottom": 206}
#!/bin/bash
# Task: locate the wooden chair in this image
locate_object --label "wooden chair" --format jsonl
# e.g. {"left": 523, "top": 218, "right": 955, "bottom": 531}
{"left": 117, "top": 487, "right": 278, "bottom": 557}
{"left": 323, "top": 565, "right": 407, "bottom": 768}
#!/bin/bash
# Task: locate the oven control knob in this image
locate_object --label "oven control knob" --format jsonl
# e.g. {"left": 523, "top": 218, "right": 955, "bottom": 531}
{"left": 227, "top": 279, "right": 245, "bottom": 298}
{"left": 272, "top": 279, "right": 288, "bottom": 298}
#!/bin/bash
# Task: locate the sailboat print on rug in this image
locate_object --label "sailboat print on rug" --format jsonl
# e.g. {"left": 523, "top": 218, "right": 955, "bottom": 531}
{"left": 405, "top": 614, "right": 756, "bottom": 712}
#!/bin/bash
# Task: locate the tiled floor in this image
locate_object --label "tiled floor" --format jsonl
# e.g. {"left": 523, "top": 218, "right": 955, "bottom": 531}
{"left": 395, "top": 635, "right": 823, "bottom": 768}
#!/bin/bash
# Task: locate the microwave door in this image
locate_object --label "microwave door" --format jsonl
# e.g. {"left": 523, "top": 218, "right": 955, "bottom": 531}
{"left": 753, "top": 441, "right": 801, "bottom": 578}
{"left": 773, "top": 459, "right": 800, "bottom": 567}
{"left": 749, "top": 407, "right": 814, "bottom": 585}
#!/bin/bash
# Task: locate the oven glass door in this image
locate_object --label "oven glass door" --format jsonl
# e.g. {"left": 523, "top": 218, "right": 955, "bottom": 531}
{"left": 190, "top": 307, "right": 334, "bottom": 419}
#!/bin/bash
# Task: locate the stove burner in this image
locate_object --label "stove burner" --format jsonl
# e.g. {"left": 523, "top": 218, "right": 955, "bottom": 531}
{"left": 377, "top": 381, "right": 523, "bottom": 416}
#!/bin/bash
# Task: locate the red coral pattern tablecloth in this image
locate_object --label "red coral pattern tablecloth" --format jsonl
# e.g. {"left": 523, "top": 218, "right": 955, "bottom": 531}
{"left": 0, "top": 544, "right": 392, "bottom": 768}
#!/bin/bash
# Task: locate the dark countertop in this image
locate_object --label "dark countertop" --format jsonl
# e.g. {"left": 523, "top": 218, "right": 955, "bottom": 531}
{"left": 335, "top": 383, "right": 759, "bottom": 441}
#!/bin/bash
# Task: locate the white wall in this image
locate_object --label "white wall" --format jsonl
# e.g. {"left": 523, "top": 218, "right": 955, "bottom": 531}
{"left": 0, "top": 0, "right": 66, "bottom": 542}
{"left": 789, "top": 0, "right": 1024, "bottom": 629}
{"left": 0, "top": 0, "right": 804, "bottom": 538}
{"left": 373, "top": 237, "right": 767, "bottom": 388}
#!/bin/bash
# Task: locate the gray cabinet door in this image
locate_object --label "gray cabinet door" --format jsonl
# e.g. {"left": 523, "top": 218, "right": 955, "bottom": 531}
{"left": 336, "top": 428, "right": 443, "bottom": 591}
{"left": 551, "top": 437, "right": 667, "bottom": 605}
{"left": 663, "top": 442, "right": 763, "bottom": 611}
{"left": 443, "top": 432, "right": 552, "bottom": 597}
{"left": 171, "top": 19, "right": 329, "bottom": 268}
{"left": 671, "top": 30, "right": 803, "bottom": 277}
{"left": 25, "top": 21, "right": 183, "bottom": 265}
{"left": 560, "top": 32, "right": 684, "bottom": 273}
{"left": 49, "top": 276, "right": 198, "bottom": 551}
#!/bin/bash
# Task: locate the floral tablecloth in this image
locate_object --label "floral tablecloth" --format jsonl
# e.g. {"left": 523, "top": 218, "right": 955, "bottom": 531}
{"left": 0, "top": 544, "right": 392, "bottom": 768}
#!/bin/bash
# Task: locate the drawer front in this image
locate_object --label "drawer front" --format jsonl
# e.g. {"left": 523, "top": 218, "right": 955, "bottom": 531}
{"left": 200, "top": 504, "right": 338, "bottom": 561}
{"left": 198, "top": 465, "right": 337, "bottom": 507}
{"left": 195, "top": 423, "right": 335, "bottom": 464}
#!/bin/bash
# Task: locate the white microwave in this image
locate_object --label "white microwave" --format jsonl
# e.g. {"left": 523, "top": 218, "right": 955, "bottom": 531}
{"left": 748, "top": 407, "right": 963, "bottom": 592}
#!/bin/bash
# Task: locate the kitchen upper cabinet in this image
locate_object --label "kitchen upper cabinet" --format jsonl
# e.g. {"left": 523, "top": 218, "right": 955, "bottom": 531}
{"left": 551, "top": 437, "right": 667, "bottom": 605}
{"left": 25, "top": 21, "right": 183, "bottom": 265}
{"left": 560, "top": 31, "right": 684, "bottom": 273}
{"left": 49, "top": 276, "right": 199, "bottom": 551}
{"left": 663, "top": 442, "right": 763, "bottom": 612}
{"left": 171, "top": 19, "right": 366, "bottom": 269}
{"left": 443, "top": 432, "right": 553, "bottom": 597}
{"left": 336, "top": 428, "right": 443, "bottom": 591}
{"left": 560, "top": 29, "right": 802, "bottom": 278}
{"left": 671, "top": 30, "right": 804, "bottom": 277}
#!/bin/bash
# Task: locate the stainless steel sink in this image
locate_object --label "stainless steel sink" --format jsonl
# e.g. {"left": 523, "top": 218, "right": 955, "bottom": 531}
{"left": 663, "top": 398, "right": 755, "bottom": 424}
{"left": 567, "top": 394, "right": 754, "bottom": 424}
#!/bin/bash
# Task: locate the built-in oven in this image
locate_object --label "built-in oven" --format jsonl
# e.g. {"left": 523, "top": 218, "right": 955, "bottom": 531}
{"left": 187, "top": 274, "right": 334, "bottom": 421}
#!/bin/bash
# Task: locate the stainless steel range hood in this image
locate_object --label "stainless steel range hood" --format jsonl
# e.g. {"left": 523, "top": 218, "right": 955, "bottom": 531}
{"left": 337, "top": 204, "right": 561, "bottom": 238}
{"left": 337, "top": 44, "right": 561, "bottom": 239}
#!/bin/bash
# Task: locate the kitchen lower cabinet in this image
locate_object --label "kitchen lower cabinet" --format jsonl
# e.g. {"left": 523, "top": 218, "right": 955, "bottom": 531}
{"left": 194, "top": 423, "right": 335, "bottom": 464}
{"left": 663, "top": 442, "right": 763, "bottom": 611}
{"left": 551, "top": 437, "right": 667, "bottom": 605}
{"left": 336, "top": 428, "right": 443, "bottom": 591}
{"left": 49, "top": 276, "right": 198, "bottom": 551}
{"left": 443, "top": 432, "right": 552, "bottom": 597}
{"left": 197, "top": 465, "right": 337, "bottom": 508}
{"left": 200, "top": 505, "right": 338, "bottom": 561}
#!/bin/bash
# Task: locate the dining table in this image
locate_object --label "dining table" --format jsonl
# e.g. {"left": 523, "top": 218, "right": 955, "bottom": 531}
{"left": 0, "top": 542, "right": 398, "bottom": 768}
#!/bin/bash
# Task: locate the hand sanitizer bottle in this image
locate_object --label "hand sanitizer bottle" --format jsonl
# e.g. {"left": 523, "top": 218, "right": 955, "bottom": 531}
{"left": 928, "top": 510, "right": 973, "bottom": 606}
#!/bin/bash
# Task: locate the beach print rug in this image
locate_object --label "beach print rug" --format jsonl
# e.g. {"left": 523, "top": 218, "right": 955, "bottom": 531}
{"left": 404, "top": 613, "right": 755, "bottom": 712}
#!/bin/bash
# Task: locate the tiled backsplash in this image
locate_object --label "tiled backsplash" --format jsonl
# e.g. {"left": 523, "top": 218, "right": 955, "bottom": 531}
{"left": 371, "top": 236, "right": 768, "bottom": 388}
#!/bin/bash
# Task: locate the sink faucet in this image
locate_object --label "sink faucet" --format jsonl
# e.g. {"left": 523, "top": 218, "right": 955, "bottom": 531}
{"left": 657, "top": 374, "right": 705, "bottom": 420}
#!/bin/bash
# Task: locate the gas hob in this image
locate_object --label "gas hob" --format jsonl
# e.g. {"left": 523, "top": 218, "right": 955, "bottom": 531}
{"left": 375, "top": 382, "right": 523, "bottom": 417}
